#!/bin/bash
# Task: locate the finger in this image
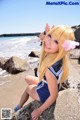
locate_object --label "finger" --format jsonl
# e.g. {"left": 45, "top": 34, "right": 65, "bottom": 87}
{"left": 32, "top": 116, "right": 38, "bottom": 120}
{"left": 52, "top": 25, "right": 55, "bottom": 28}
{"left": 46, "top": 24, "right": 50, "bottom": 29}
{"left": 45, "top": 23, "right": 50, "bottom": 32}
{"left": 31, "top": 114, "right": 36, "bottom": 120}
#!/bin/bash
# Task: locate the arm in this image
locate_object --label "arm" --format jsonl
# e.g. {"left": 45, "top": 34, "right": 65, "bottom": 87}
{"left": 31, "top": 69, "right": 58, "bottom": 120}
{"left": 39, "top": 68, "right": 58, "bottom": 112}
{"left": 39, "top": 32, "right": 45, "bottom": 42}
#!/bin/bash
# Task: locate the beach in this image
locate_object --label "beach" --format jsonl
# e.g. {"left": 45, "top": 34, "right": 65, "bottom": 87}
{"left": 0, "top": 69, "right": 34, "bottom": 114}
{"left": 0, "top": 36, "right": 41, "bottom": 85}
{"left": 0, "top": 36, "right": 40, "bottom": 118}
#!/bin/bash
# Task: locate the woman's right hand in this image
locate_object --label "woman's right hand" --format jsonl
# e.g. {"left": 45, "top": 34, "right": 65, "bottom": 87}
{"left": 45, "top": 23, "right": 50, "bottom": 33}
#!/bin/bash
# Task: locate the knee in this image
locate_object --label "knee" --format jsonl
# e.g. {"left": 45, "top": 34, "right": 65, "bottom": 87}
{"left": 25, "top": 75, "right": 30, "bottom": 83}
{"left": 25, "top": 75, "right": 32, "bottom": 85}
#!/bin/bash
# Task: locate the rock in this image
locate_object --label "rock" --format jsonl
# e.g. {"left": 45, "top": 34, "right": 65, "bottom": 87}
{"left": 12, "top": 100, "right": 56, "bottom": 120}
{"left": 74, "top": 27, "right": 80, "bottom": 43}
{"left": 54, "top": 89, "right": 80, "bottom": 120}
{"left": 71, "top": 25, "right": 80, "bottom": 32}
{"left": 0, "top": 57, "right": 7, "bottom": 69}
{"left": 28, "top": 51, "right": 40, "bottom": 58}
{"left": 78, "top": 56, "right": 80, "bottom": 64}
{"left": 11, "top": 89, "right": 80, "bottom": 120}
{"left": 3, "top": 56, "right": 30, "bottom": 74}
{"left": 60, "top": 80, "right": 70, "bottom": 91}
{"left": 34, "top": 67, "right": 38, "bottom": 77}
{"left": 72, "top": 25, "right": 80, "bottom": 49}
{"left": 69, "top": 24, "right": 80, "bottom": 49}
{"left": 69, "top": 49, "right": 80, "bottom": 59}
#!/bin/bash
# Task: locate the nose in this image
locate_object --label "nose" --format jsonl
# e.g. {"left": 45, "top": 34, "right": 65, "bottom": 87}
{"left": 45, "top": 37, "right": 51, "bottom": 44}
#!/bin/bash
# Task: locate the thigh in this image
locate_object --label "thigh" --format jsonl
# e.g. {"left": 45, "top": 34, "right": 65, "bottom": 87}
{"left": 26, "top": 85, "right": 40, "bottom": 101}
{"left": 25, "top": 75, "right": 39, "bottom": 85}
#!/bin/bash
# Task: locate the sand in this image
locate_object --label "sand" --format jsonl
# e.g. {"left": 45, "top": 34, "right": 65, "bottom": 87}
{"left": 0, "top": 69, "right": 34, "bottom": 116}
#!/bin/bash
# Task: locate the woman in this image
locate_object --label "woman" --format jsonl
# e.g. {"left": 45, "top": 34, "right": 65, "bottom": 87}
{"left": 14, "top": 25, "right": 79, "bottom": 120}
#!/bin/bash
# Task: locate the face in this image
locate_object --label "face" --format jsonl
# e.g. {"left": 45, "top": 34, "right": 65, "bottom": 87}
{"left": 44, "top": 34, "right": 59, "bottom": 54}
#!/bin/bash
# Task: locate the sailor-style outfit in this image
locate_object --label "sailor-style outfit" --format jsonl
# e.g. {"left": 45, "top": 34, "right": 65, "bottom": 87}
{"left": 36, "top": 59, "right": 63, "bottom": 103}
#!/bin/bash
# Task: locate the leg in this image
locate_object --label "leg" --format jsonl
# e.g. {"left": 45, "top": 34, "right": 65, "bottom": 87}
{"left": 14, "top": 75, "right": 40, "bottom": 112}
{"left": 19, "top": 89, "right": 29, "bottom": 108}
{"left": 20, "top": 75, "right": 39, "bottom": 107}
{"left": 19, "top": 75, "right": 39, "bottom": 108}
{"left": 14, "top": 88, "right": 29, "bottom": 112}
{"left": 25, "top": 75, "right": 39, "bottom": 85}
{"left": 19, "top": 85, "right": 40, "bottom": 108}
{"left": 26, "top": 85, "right": 40, "bottom": 101}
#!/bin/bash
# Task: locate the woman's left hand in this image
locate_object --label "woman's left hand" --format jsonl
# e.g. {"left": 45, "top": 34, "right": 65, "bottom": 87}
{"left": 31, "top": 108, "right": 42, "bottom": 120}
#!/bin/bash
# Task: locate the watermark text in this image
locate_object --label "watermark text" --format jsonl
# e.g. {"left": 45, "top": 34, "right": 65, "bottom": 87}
{"left": 46, "top": 1, "right": 79, "bottom": 5}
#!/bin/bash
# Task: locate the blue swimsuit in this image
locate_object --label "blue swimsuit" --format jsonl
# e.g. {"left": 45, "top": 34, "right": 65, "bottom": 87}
{"left": 36, "top": 59, "right": 63, "bottom": 103}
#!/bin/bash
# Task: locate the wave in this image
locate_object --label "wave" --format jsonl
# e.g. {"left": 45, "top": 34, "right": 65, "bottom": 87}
{"left": 0, "top": 36, "right": 41, "bottom": 86}
{"left": 0, "top": 36, "right": 41, "bottom": 59}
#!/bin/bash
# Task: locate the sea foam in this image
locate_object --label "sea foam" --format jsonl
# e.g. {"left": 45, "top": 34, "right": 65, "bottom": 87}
{"left": 0, "top": 36, "right": 41, "bottom": 86}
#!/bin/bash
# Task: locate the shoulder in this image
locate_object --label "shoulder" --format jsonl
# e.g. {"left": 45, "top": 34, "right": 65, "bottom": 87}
{"left": 48, "top": 59, "right": 63, "bottom": 80}
{"left": 48, "top": 59, "right": 63, "bottom": 72}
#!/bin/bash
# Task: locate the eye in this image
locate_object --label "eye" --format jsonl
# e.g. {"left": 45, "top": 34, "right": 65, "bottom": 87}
{"left": 48, "top": 34, "right": 51, "bottom": 38}
{"left": 54, "top": 40, "right": 59, "bottom": 44}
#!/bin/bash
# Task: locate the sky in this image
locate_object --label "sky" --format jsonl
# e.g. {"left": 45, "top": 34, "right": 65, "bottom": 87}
{"left": 0, "top": 0, "right": 80, "bottom": 34}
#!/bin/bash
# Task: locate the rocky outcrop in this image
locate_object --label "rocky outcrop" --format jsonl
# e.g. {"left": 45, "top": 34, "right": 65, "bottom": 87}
{"left": 74, "top": 28, "right": 80, "bottom": 48}
{"left": 54, "top": 89, "right": 80, "bottom": 120}
{"left": 78, "top": 56, "right": 80, "bottom": 64}
{"left": 69, "top": 49, "right": 80, "bottom": 59}
{"left": 28, "top": 51, "right": 40, "bottom": 58}
{"left": 0, "top": 57, "right": 7, "bottom": 69}
{"left": 11, "top": 88, "right": 80, "bottom": 120}
{"left": 74, "top": 28, "right": 80, "bottom": 42}
{"left": 3, "top": 56, "right": 30, "bottom": 74}
{"left": 12, "top": 100, "right": 56, "bottom": 120}
{"left": 71, "top": 25, "right": 80, "bottom": 31}
{"left": 72, "top": 25, "right": 80, "bottom": 48}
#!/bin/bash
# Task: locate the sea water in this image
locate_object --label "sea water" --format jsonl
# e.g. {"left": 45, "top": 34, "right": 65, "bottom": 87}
{"left": 0, "top": 36, "right": 41, "bottom": 85}
{"left": 0, "top": 36, "right": 41, "bottom": 59}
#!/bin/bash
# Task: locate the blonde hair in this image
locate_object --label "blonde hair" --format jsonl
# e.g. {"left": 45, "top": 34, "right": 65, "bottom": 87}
{"left": 38, "top": 25, "right": 75, "bottom": 85}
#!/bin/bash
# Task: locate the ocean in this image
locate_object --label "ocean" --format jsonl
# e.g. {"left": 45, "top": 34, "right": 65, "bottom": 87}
{"left": 0, "top": 36, "right": 41, "bottom": 59}
{"left": 0, "top": 36, "right": 41, "bottom": 86}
